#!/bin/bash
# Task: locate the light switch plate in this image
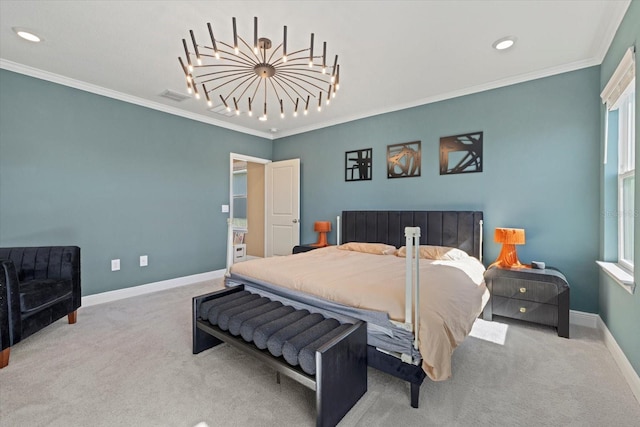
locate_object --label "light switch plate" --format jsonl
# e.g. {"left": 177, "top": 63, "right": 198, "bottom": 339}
{"left": 140, "top": 255, "right": 148, "bottom": 267}
{"left": 221, "top": 204, "right": 229, "bottom": 213}
{"left": 111, "top": 259, "right": 120, "bottom": 271}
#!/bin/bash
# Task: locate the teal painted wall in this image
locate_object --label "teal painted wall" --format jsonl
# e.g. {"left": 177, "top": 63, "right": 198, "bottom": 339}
{"left": 0, "top": 70, "right": 272, "bottom": 296}
{"left": 273, "top": 67, "right": 601, "bottom": 313}
{"left": 598, "top": 0, "right": 640, "bottom": 376}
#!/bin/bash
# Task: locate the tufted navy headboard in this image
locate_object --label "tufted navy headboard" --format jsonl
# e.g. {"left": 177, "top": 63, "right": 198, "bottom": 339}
{"left": 340, "top": 211, "right": 483, "bottom": 260}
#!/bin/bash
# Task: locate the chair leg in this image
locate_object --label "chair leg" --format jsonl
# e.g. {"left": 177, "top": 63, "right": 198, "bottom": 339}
{"left": 0, "top": 348, "right": 10, "bottom": 369}
{"left": 68, "top": 310, "right": 77, "bottom": 324}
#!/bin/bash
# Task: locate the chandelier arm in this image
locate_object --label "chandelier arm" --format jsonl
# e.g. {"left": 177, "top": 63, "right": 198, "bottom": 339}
{"left": 196, "top": 70, "right": 255, "bottom": 83}
{"left": 215, "top": 41, "right": 259, "bottom": 66}
{"left": 271, "top": 77, "right": 298, "bottom": 105}
{"left": 265, "top": 42, "right": 283, "bottom": 64}
{"left": 219, "top": 74, "right": 262, "bottom": 103}
{"left": 267, "top": 76, "right": 284, "bottom": 105}
{"left": 202, "top": 71, "right": 256, "bottom": 93}
{"left": 202, "top": 50, "right": 256, "bottom": 68}
{"left": 271, "top": 50, "right": 313, "bottom": 67}
{"left": 275, "top": 70, "right": 331, "bottom": 89}
{"left": 219, "top": 38, "right": 259, "bottom": 65}
{"left": 237, "top": 34, "right": 263, "bottom": 64}
{"left": 276, "top": 62, "right": 331, "bottom": 69}
{"left": 249, "top": 78, "right": 261, "bottom": 103}
{"left": 235, "top": 75, "right": 261, "bottom": 102}
{"left": 273, "top": 74, "right": 317, "bottom": 99}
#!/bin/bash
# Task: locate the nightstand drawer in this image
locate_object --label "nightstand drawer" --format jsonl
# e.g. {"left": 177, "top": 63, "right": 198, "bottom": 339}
{"left": 492, "top": 296, "right": 558, "bottom": 327}
{"left": 492, "top": 277, "right": 558, "bottom": 304}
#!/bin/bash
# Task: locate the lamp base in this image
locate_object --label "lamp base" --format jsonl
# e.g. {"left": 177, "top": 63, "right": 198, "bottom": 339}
{"left": 489, "top": 243, "right": 528, "bottom": 269}
{"left": 310, "top": 232, "right": 329, "bottom": 248}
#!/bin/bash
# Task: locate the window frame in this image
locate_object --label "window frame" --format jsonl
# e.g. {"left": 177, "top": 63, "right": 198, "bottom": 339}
{"left": 615, "top": 81, "right": 635, "bottom": 272}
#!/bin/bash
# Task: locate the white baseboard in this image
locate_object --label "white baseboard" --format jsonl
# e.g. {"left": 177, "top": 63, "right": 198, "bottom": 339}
{"left": 569, "top": 309, "right": 599, "bottom": 328}
{"left": 597, "top": 316, "right": 640, "bottom": 404}
{"left": 81, "top": 269, "right": 226, "bottom": 307}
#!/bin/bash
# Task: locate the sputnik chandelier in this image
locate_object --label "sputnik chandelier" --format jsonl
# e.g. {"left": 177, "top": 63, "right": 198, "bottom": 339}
{"left": 178, "top": 17, "right": 340, "bottom": 121}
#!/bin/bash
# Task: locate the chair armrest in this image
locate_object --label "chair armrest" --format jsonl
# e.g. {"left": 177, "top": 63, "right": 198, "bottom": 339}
{"left": 0, "top": 259, "right": 22, "bottom": 347}
{"left": 0, "top": 247, "right": 81, "bottom": 311}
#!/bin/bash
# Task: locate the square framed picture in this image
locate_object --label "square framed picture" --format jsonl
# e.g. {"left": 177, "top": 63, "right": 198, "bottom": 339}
{"left": 345, "top": 148, "right": 373, "bottom": 181}
{"left": 439, "top": 132, "right": 483, "bottom": 175}
{"left": 387, "top": 141, "right": 421, "bottom": 179}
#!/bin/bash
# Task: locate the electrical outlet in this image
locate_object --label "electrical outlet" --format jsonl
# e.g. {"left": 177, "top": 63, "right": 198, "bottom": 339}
{"left": 140, "top": 255, "right": 148, "bottom": 267}
{"left": 111, "top": 259, "right": 120, "bottom": 271}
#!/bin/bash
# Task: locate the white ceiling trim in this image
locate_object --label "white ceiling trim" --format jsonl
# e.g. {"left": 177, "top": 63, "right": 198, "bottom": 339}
{"left": 593, "top": 1, "right": 632, "bottom": 64}
{"left": 274, "top": 56, "right": 602, "bottom": 139}
{"left": 0, "top": 59, "right": 274, "bottom": 140}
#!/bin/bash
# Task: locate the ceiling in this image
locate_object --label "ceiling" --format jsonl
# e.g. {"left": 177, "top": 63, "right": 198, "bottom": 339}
{"left": 0, "top": 1, "right": 630, "bottom": 140}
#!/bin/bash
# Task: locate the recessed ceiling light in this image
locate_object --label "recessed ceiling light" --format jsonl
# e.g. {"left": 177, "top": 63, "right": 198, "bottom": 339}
{"left": 492, "top": 36, "right": 516, "bottom": 51}
{"left": 12, "top": 27, "right": 43, "bottom": 43}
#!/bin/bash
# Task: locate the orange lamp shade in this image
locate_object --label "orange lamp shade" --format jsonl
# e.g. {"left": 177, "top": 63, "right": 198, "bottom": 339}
{"left": 311, "top": 221, "right": 331, "bottom": 247}
{"left": 490, "top": 227, "right": 526, "bottom": 268}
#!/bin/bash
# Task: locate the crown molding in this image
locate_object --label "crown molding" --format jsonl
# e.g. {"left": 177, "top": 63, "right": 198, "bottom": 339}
{"left": 0, "top": 59, "right": 273, "bottom": 140}
{"left": 275, "top": 57, "right": 601, "bottom": 139}
{"left": 0, "top": 54, "right": 603, "bottom": 141}
{"left": 592, "top": 0, "right": 632, "bottom": 64}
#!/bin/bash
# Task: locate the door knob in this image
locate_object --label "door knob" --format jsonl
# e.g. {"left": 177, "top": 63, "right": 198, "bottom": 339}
{"left": 292, "top": 219, "right": 299, "bottom": 223}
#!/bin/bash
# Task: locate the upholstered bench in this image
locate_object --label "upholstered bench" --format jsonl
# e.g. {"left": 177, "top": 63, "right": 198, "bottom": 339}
{"left": 192, "top": 285, "right": 367, "bottom": 427}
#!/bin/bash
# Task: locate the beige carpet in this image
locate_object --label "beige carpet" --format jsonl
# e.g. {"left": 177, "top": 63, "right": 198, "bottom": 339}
{"left": 1, "top": 279, "right": 639, "bottom": 427}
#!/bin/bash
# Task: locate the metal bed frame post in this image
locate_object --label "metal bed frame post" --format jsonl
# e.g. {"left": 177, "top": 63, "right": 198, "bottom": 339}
{"left": 403, "top": 226, "right": 421, "bottom": 351}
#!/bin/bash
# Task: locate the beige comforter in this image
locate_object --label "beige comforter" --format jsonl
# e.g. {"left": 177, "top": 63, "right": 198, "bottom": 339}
{"left": 229, "top": 246, "right": 489, "bottom": 381}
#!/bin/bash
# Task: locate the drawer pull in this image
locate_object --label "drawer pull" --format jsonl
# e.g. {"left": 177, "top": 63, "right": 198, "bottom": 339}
{"left": 519, "top": 307, "right": 527, "bottom": 313}
{"left": 519, "top": 287, "right": 527, "bottom": 293}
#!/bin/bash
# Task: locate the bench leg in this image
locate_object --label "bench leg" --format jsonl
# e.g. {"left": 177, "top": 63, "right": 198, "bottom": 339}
{"left": 0, "top": 347, "right": 10, "bottom": 369}
{"left": 68, "top": 310, "right": 77, "bottom": 324}
{"left": 316, "top": 322, "right": 367, "bottom": 427}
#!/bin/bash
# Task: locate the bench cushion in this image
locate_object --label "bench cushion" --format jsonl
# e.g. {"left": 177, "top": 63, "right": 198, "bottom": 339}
{"left": 201, "top": 289, "right": 358, "bottom": 375}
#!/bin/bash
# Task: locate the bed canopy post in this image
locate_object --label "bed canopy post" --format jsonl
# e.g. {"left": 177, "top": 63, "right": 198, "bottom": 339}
{"left": 336, "top": 215, "right": 341, "bottom": 246}
{"left": 479, "top": 219, "right": 484, "bottom": 263}
{"left": 404, "top": 226, "right": 421, "bottom": 350}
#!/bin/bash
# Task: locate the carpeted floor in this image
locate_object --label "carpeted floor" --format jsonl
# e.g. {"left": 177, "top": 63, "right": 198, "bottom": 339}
{"left": 1, "top": 279, "right": 639, "bottom": 427}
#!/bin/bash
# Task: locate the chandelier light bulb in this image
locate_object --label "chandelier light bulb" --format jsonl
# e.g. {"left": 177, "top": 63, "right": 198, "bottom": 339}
{"left": 259, "top": 115, "right": 267, "bottom": 121}
{"left": 195, "top": 93, "right": 200, "bottom": 99}
{"left": 293, "top": 111, "right": 298, "bottom": 117}
{"left": 215, "top": 52, "right": 220, "bottom": 59}
{"left": 248, "top": 110, "right": 253, "bottom": 116}
{"left": 197, "top": 58, "right": 202, "bottom": 65}
{"left": 283, "top": 55, "right": 287, "bottom": 63}
{"left": 322, "top": 67, "right": 326, "bottom": 74}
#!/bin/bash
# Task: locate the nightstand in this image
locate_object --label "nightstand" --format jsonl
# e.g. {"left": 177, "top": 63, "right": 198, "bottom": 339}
{"left": 482, "top": 266, "right": 570, "bottom": 338}
{"left": 292, "top": 244, "right": 321, "bottom": 254}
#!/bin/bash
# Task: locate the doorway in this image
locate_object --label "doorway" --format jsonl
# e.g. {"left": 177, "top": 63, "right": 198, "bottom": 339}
{"left": 228, "top": 153, "right": 300, "bottom": 269}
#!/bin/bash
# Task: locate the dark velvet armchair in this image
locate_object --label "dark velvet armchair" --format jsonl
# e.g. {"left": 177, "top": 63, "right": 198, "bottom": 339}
{"left": 0, "top": 246, "right": 81, "bottom": 368}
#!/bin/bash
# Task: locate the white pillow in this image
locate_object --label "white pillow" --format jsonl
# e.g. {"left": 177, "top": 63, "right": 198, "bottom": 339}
{"left": 396, "top": 245, "right": 469, "bottom": 260}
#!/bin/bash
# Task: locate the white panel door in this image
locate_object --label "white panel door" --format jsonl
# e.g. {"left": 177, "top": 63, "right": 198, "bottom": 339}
{"left": 265, "top": 158, "right": 300, "bottom": 256}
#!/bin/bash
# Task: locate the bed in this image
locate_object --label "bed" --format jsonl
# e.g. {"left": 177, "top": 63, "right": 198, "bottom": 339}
{"left": 226, "top": 210, "right": 488, "bottom": 407}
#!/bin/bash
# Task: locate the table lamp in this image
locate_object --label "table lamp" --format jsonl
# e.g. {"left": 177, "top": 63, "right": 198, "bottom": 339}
{"left": 490, "top": 227, "right": 526, "bottom": 268}
{"left": 311, "top": 221, "right": 331, "bottom": 247}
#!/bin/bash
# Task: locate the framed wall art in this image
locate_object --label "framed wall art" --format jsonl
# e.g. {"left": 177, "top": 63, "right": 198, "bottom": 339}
{"left": 439, "top": 131, "right": 483, "bottom": 175}
{"left": 345, "top": 148, "right": 373, "bottom": 181}
{"left": 387, "top": 141, "right": 421, "bottom": 179}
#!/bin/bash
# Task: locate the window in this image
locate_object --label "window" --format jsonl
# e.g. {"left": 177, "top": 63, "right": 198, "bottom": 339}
{"left": 599, "top": 47, "right": 636, "bottom": 294}
{"left": 615, "top": 83, "right": 635, "bottom": 270}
